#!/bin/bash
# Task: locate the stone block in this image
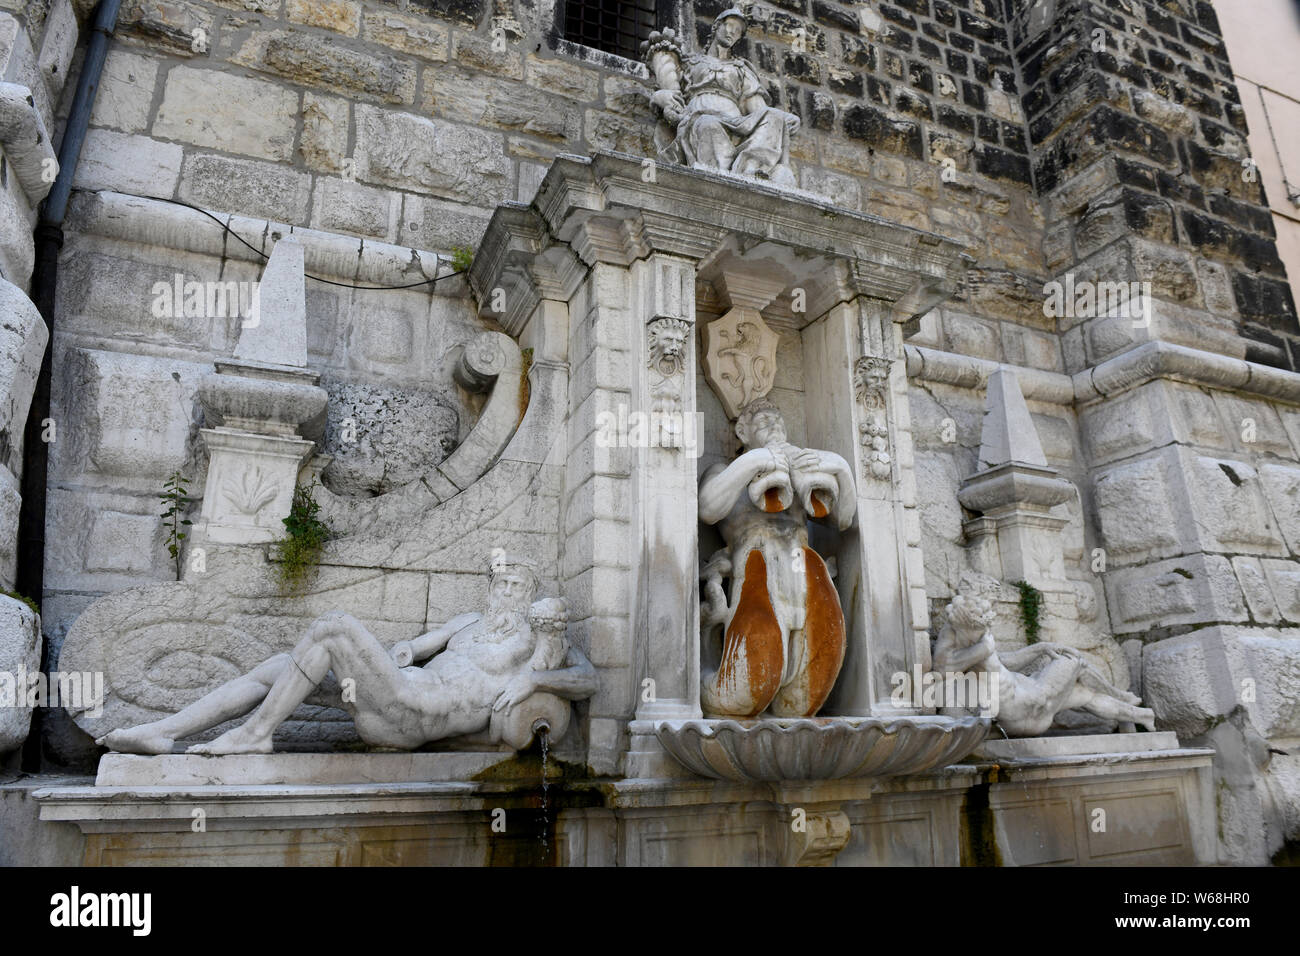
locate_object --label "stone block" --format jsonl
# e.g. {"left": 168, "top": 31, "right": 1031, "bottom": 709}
{"left": 235, "top": 30, "right": 418, "bottom": 105}
{"left": 361, "top": 10, "right": 449, "bottom": 61}
{"left": 0, "top": 277, "right": 48, "bottom": 458}
{"left": 1260, "top": 559, "right": 1300, "bottom": 624}
{"left": 311, "top": 177, "right": 395, "bottom": 240}
{"left": 1235, "top": 632, "right": 1300, "bottom": 738}
{"left": 424, "top": 70, "right": 581, "bottom": 144}
{"left": 0, "top": 464, "right": 18, "bottom": 589}
{"left": 35, "top": 0, "right": 78, "bottom": 104}
{"left": 404, "top": 194, "right": 492, "bottom": 253}
{"left": 451, "top": 30, "right": 522, "bottom": 79}
{"left": 90, "top": 50, "right": 159, "bottom": 133}
{"left": 1105, "top": 554, "right": 1247, "bottom": 633}
{"left": 570, "top": 614, "right": 630, "bottom": 667}
{"left": 1183, "top": 453, "right": 1287, "bottom": 556}
{"left": 52, "top": 349, "right": 204, "bottom": 482}
{"left": 524, "top": 55, "right": 599, "bottom": 102}
{"left": 1214, "top": 394, "right": 1295, "bottom": 457}
{"left": 53, "top": 247, "right": 234, "bottom": 350}
{"left": 1080, "top": 386, "right": 1158, "bottom": 464}
{"left": 299, "top": 92, "right": 349, "bottom": 173}
{"left": 583, "top": 109, "right": 654, "bottom": 157}
{"left": 1142, "top": 630, "right": 1239, "bottom": 738}
{"left": 1259, "top": 464, "right": 1300, "bottom": 556}
{"left": 1233, "top": 556, "right": 1281, "bottom": 625}
{"left": 0, "top": 595, "right": 40, "bottom": 753}
{"left": 179, "top": 153, "right": 312, "bottom": 223}
{"left": 72, "top": 129, "right": 183, "bottom": 199}
{"left": 286, "top": 0, "right": 360, "bottom": 35}
{"left": 941, "top": 310, "right": 998, "bottom": 360}
{"left": 564, "top": 566, "right": 628, "bottom": 620}
{"left": 84, "top": 511, "right": 160, "bottom": 573}
{"left": 1164, "top": 382, "right": 1231, "bottom": 450}
{"left": 120, "top": 0, "right": 214, "bottom": 57}
{"left": 1092, "top": 453, "right": 1183, "bottom": 564}
{"left": 0, "top": 162, "right": 35, "bottom": 283}
{"left": 353, "top": 105, "right": 511, "bottom": 206}
{"left": 154, "top": 67, "right": 300, "bottom": 162}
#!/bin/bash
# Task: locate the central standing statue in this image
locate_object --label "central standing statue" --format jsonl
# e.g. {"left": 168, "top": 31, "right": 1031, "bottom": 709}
{"left": 698, "top": 399, "right": 856, "bottom": 718}
{"left": 642, "top": 8, "right": 800, "bottom": 186}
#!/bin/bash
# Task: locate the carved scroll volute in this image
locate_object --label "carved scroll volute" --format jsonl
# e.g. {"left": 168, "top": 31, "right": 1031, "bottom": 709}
{"left": 854, "top": 356, "right": 893, "bottom": 482}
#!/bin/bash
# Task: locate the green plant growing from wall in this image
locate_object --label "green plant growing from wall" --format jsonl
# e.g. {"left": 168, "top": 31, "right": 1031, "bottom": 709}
{"left": 159, "top": 471, "right": 193, "bottom": 581}
{"left": 450, "top": 246, "right": 474, "bottom": 273}
{"left": 0, "top": 588, "right": 39, "bottom": 616}
{"left": 278, "top": 481, "right": 331, "bottom": 595}
{"left": 1014, "top": 580, "right": 1044, "bottom": 644}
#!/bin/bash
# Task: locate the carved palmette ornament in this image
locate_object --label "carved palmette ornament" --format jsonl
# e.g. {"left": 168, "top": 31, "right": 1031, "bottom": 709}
{"left": 854, "top": 356, "right": 892, "bottom": 481}
{"left": 702, "top": 307, "right": 779, "bottom": 420}
{"left": 221, "top": 466, "right": 279, "bottom": 517}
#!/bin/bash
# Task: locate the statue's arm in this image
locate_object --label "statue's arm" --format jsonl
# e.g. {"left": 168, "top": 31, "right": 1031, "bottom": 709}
{"left": 698, "top": 451, "right": 774, "bottom": 524}
{"left": 529, "top": 644, "right": 599, "bottom": 701}
{"left": 820, "top": 450, "right": 858, "bottom": 530}
{"left": 402, "top": 612, "right": 480, "bottom": 664}
{"left": 935, "top": 631, "right": 995, "bottom": 673}
{"left": 998, "top": 642, "right": 1071, "bottom": 671}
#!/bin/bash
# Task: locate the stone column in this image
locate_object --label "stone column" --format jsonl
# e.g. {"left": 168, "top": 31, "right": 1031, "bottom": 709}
{"left": 630, "top": 252, "right": 701, "bottom": 721}
{"left": 803, "top": 293, "right": 929, "bottom": 716}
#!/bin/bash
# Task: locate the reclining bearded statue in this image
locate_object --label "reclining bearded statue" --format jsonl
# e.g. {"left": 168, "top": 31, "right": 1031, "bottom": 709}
{"left": 698, "top": 398, "right": 856, "bottom": 719}
{"left": 98, "top": 551, "right": 598, "bottom": 755}
{"left": 934, "top": 572, "right": 1155, "bottom": 736}
{"left": 642, "top": 8, "right": 800, "bottom": 186}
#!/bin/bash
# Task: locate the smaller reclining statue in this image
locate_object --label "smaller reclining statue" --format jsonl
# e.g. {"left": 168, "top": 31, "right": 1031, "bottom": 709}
{"left": 934, "top": 573, "right": 1154, "bottom": 736}
{"left": 98, "top": 551, "right": 597, "bottom": 754}
{"left": 641, "top": 8, "right": 800, "bottom": 186}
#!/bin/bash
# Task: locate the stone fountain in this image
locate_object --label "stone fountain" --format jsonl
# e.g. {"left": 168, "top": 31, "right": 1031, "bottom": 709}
{"left": 30, "top": 17, "right": 1213, "bottom": 864}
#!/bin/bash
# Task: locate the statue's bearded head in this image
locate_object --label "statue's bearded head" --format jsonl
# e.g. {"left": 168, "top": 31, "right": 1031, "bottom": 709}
{"left": 734, "top": 397, "right": 788, "bottom": 450}
{"left": 485, "top": 550, "right": 538, "bottom": 634}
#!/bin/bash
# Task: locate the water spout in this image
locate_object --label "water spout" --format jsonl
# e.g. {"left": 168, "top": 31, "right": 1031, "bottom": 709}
{"left": 536, "top": 722, "right": 550, "bottom": 858}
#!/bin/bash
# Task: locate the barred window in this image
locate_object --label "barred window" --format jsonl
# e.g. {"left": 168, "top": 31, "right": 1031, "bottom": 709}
{"left": 561, "top": 0, "right": 660, "bottom": 61}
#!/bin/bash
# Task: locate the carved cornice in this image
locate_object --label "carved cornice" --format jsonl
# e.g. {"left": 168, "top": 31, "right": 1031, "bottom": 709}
{"left": 473, "top": 151, "right": 972, "bottom": 335}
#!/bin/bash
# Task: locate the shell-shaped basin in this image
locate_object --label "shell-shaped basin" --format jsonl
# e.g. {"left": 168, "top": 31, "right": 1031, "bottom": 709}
{"left": 654, "top": 715, "right": 991, "bottom": 782}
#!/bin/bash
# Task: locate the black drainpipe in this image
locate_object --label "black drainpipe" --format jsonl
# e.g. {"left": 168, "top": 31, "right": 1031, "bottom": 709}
{"left": 17, "top": 0, "right": 122, "bottom": 771}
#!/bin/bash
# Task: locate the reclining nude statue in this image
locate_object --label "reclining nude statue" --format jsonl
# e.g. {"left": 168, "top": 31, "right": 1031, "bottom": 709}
{"left": 641, "top": 8, "right": 800, "bottom": 186}
{"left": 934, "top": 572, "right": 1154, "bottom": 736}
{"left": 98, "top": 551, "right": 598, "bottom": 755}
{"left": 698, "top": 398, "right": 856, "bottom": 719}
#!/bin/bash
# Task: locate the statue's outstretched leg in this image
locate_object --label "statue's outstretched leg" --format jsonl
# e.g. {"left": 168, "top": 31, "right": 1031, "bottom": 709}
{"left": 769, "top": 548, "right": 845, "bottom": 718}
{"left": 97, "top": 653, "right": 292, "bottom": 754}
{"left": 702, "top": 550, "right": 783, "bottom": 718}
{"left": 1067, "top": 690, "right": 1156, "bottom": 732}
{"left": 189, "top": 610, "right": 412, "bottom": 754}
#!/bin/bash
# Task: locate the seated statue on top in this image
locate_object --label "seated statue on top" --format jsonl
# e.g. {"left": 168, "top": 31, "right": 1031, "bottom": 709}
{"left": 641, "top": 8, "right": 800, "bottom": 187}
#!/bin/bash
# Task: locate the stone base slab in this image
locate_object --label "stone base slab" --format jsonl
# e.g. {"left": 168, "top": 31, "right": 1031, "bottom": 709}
{"left": 27, "top": 743, "right": 1216, "bottom": 866}
{"left": 973, "top": 731, "right": 1180, "bottom": 760}
{"left": 95, "top": 752, "right": 516, "bottom": 787}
